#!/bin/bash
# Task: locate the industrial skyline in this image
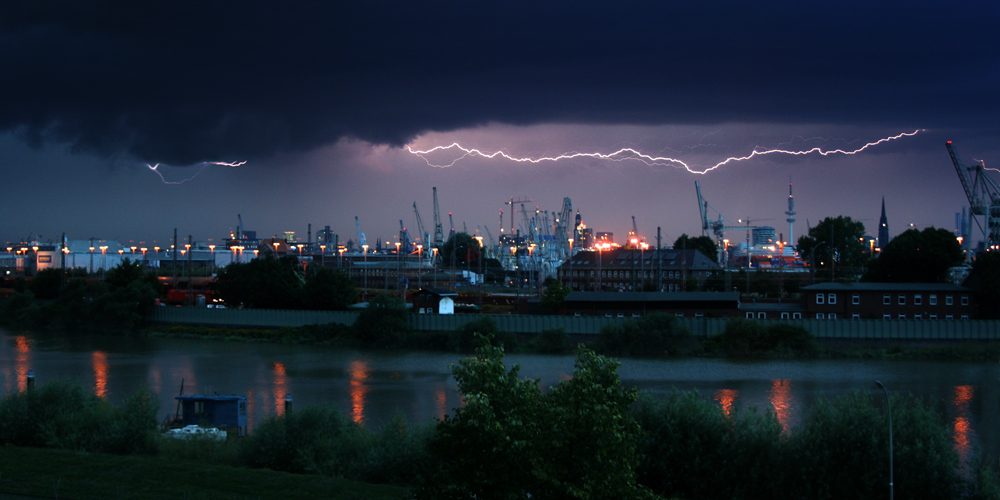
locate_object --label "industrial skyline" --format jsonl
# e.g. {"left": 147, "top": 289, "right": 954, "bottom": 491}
{"left": 1, "top": 2, "right": 997, "bottom": 248}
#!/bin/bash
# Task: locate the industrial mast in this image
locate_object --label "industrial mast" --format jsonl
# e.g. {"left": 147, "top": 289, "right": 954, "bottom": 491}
{"left": 946, "top": 141, "right": 1000, "bottom": 248}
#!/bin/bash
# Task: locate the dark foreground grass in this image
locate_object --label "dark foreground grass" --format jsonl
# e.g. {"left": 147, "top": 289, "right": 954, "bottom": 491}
{"left": 0, "top": 446, "right": 408, "bottom": 500}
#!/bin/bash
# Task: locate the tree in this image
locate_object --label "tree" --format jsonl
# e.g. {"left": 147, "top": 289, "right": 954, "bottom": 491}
{"left": 104, "top": 258, "right": 158, "bottom": 291}
{"left": 302, "top": 266, "right": 356, "bottom": 310}
{"left": 438, "top": 232, "right": 481, "bottom": 268}
{"left": 351, "top": 294, "right": 409, "bottom": 347}
{"left": 417, "top": 336, "right": 656, "bottom": 499}
{"left": 796, "top": 216, "right": 867, "bottom": 280}
{"left": 966, "top": 251, "right": 1000, "bottom": 319}
{"left": 539, "top": 276, "right": 570, "bottom": 313}
{"left": 673, "top": 233, "right": 717, "bottom": 262}
{"left": 215, "top": 256, "right": 304, "bottom": 309}
{"left": 864, "top": 227, "right": 962, "bottom": 283}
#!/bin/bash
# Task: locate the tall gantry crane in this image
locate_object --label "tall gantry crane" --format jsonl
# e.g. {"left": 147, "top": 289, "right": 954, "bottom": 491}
{"left": 432, "top": 187, "right": 445, "bottom": 249}
{"left": 413, "top": 202, "right": 429, "bottom": 248}
{"left": 695, "top": 181, "right": 762, "bottom": 257}
{"left": 946, "top": 141, "right": 1000, "bottom": 248}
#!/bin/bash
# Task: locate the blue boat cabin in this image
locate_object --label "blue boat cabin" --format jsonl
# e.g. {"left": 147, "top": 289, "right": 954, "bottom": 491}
{"left": 175, "top": 395, "right": 248, "bottom": 436}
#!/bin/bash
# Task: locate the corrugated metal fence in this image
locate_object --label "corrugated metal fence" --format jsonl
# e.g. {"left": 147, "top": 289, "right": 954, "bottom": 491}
{"left": 150, "top": 308, "right": 1000, "bottom": 340}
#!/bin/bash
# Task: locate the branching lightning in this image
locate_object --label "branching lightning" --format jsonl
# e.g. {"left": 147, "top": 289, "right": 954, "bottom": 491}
{"left": 407, "top": 130, "right": 922, "bottom": 173}
{"left": 145, "top": 161, "right": 247, "bottom": 184}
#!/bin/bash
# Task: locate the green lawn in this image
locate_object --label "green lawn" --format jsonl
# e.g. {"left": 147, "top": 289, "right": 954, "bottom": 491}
{"left": 0, "top": 446, "right": 409, "bottom": 500}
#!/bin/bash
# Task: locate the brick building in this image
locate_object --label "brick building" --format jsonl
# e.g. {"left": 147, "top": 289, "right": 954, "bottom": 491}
{"left": 801, "top": 283, "right": 975, "bottom": 320}
{"left": 558, "top": 248, "right": 719, "bottom": 292}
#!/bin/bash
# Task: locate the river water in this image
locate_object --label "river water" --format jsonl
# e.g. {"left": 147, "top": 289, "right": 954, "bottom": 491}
{"left": 1, "top": 329, "right": 997, "bottom": 461}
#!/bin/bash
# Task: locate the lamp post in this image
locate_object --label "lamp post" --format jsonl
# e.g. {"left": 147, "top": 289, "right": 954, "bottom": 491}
{"left": 875, "top": 381, "right": 894, "bottom": 500}
{"left": 432, "top": 247, "right": 438, "bottom": 288}
{"left": 597, "top": 244, "right": 603, "bottom": 291}
{"left": 319, "top": 245, "right": 326, "bottom": 267}
{"left": 208, "top": 245, "right": 215, "bottom": 274}
{"left": 89, "top": 246, "right": 94, "bottom": 274}
{"left": 338, "top": 247, "right": 345, "bottom": 268}
{"left": 394, "top": 242, "right": 401, "bottom": 294}
{"left": 567, "top": 238, "right": 574, "bottom": 289}
{"left": 6, "top": 247, "right": 12, "bottom": 274}
{"left": 528, "top": 244, "right": 536, "bottom": 297}
{"left": 362, "top": 244, "right": 369, "bottom": 299}
{"left": 99, "top": 246, "right": 108, "bottom": 277}
{"left": 416, "top": 245, "right": 423, "bottom": 290}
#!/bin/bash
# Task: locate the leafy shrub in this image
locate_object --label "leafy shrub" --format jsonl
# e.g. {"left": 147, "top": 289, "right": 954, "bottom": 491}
{"left": 531, "top": 327, "right": 570, "bottom": 353}
{"left": 447, "top": 315, "right": 517, "bottom": 351}
{"left": 633, "top": 392, "right": 784, "bottom": 499}
{"left": 0, "top": 381, "right": 158, "bottom": 455}
{"left": 238, "top": 405, "right": 351, "bottom": 474}
{"left": 596, "top": 312, "right": 691, "bottom": 356}
{"left": 719, "top": 318, "right": 815, "bottom": 356}
{"left": 351, "top": 294, "right": 409, "bottom": 348}
{"left": 238, "top": 406, "right": 430, "bottom": 486}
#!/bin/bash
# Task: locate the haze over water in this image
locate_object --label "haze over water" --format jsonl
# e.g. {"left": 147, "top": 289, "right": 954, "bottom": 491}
{"left": 1, "top": 330, "right": 995, "bottom": 461}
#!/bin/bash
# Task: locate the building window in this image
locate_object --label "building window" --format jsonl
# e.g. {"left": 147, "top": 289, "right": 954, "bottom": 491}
{"left": 914, "top": 314, "right": 922, "bottom": 320}
{"left": 914, "top": 294, "right": 922, "bottom": 305}
{"left": 816, "top": 294, "right": 825, "bottom": 305}
{"left": 816, "top": 313, "right": 825, "bottom": 319}
{"left": 961, "top": 295, "right": 969, "bottom": 306}
{"left": 946, "top": 295, "right": 953, "bottom": 305}
{"left": 792, "top": 312, "right": 802, "bottom": 319}
{"left": 962, "top": 314, "right": 969, "bottom": 320}
{"left": 883, "top": 294, "right": 891, "bottom": 305}
{"left": 898, "top": 295, "right": 906, "bottom": 305}
{"left": 695, "top": 312, "right": 704, "bottom": 317}
{"left": 946, "top": 314, "right": 954, "bottom": 320}
{"left": 781, "top": 312, "right": 790, "bottom": 319}
{"left": 746, "top": 312, "right": 755, "bottom": 318}
{"left": 929, "top": 314, "right": 937, "bottom": 320}
{"left": 758, "top": 312, "right": 766, "bottom": 319}
{"left": 828, "top": 293, "right": 837, "bottom": 305}
{"left": 929, "top": 294, "right": 937, "bottom": 305}
{"left": 898, "top": 314, "right": 906, "bottom": 319}
{"left": 852, "top": 294, "right": 860, "bottom": 305}
{"left": 883, "top": 314, "right": 891, "bottom": 319}
{"left": 828, "top": 313, "right": 836, "bottom": 319}
{"left": 852, "top": 313, "right": 860, "bottom": 319}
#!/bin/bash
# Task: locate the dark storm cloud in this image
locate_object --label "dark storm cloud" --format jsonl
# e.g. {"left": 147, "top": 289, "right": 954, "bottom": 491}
{"left": 1, "top": 1, "right": 996, "bottom": 164}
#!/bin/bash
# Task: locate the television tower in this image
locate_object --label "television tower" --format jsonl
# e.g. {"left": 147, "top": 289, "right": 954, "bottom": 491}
{"left": 785, "top": 179, "right": 796, "bottom": 250}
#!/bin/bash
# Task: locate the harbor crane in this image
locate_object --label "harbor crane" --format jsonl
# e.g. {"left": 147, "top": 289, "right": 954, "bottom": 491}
{"left": 695, "top": 181, "right": 763, "bottom": 252}
{"left": 504, "top": 197, "right": 533, "bottom": 235}
{"left": 946, "top": 141, "right": 1000, "bottom": 248}
{"left": 355, "top": 216, "right": 366, "bottom": 249}
{"left": 413, "top": 202, "right": 429, "bottom": 247}
{"left": 432, "top": 187, "right": 445, "bottom": 249}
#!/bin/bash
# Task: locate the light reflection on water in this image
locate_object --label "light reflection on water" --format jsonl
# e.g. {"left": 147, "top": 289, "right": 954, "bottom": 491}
{"left": 0, "top": 330, "right": 997, "bottom": 462}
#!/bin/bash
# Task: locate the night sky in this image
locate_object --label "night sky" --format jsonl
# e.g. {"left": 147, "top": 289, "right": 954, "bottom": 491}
{"left": 2, "top": 2, "right": 998, "bottom": 249}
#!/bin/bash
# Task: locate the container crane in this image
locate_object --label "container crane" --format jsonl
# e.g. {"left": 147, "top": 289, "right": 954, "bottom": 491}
{"left": 413, "top": 202, "right": 429, "bottom": 247}
{"left": 448, "top": 212, "right": 456, "bottom": 240}
{"left": 946, "top": 141, "right": 1000, "bottom": 248}
{"left": 695, "top": 181, "right": 762, "bottom": 256}
{"left": 355, "top": 216, "right": 366, "bottom": 249}
{"left": 399, "top": 220, "right": 413, "bottom": 252}
{"left": 432, "top": 187, "right": 444, "bottom": 249}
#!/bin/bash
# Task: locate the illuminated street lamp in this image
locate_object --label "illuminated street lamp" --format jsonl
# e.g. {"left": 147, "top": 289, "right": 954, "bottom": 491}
{"left": 362, "top": 244, "right": 369, "bottom": 298}
{"left": 394, "top": 242, "right": 401, "bottom": 293}
{"left": 338, "top": 247, "right": 345, "bottom": 268}
{"left": 89, "top": 246, "right": 95, "bottom": 274}
{"left": 416, "top": 245, "right": 423, "bottom": 290}
{"left": 432, "top": 247, "right": 438, "bottom": 288}
{"left": 99, "top": 246, "right": 108, "bottom": 277}
{"left": 207, "top": 245, "right": 215, "bottom": 274}
{"left": 297, "top": 244, "right": 304, "bottom": 257}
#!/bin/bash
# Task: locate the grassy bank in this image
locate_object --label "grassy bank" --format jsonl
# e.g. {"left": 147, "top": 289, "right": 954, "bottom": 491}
{"left": 147, "top": 321, "right": 1000, "bottom": 361}
{"left": 0, "top": 446, "right": 408, "bottom": 500}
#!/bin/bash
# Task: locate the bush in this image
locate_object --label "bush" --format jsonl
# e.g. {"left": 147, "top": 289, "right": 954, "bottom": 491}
{"left": 447, "top": 316, "right": 517, "bottom": 351}
{"left": 719, "top": 318, "right": 816, "bottom": 356}
{"left": 633, "top": 392, "right": 784, "bottom": 499}
{"left": 0, "top": 381, "right": 159, "bottom": 455}
{"left": 351, "top": 294, "right": 409, "bottom": 348}
{"left": 596, "top": 312, "right": 691, "bottom": 356}
{"left": 531, "top": 327, "right": 570, "bottom": 353}
{"left": 238, "top": 406, "right": 430, "bottom": 486}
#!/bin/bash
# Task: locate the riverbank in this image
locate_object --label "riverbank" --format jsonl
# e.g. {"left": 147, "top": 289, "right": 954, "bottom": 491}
{"left": 145, "top": 323, "right": 1000, "bottom": 361}
{"left": 0, "top": 446, "right": 407, "bottom": 500}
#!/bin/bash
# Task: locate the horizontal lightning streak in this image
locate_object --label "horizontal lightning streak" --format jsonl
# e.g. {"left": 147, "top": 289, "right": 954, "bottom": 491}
{"left": 146, "top": 161, "right": 247, "bottom": 185}
{"left": 407, "top": 130, "right": 921, "bottom": 173}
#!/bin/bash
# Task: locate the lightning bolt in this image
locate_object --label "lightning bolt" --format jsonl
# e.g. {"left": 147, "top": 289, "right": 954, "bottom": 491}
{"left": 145, "top": 161, "right": 247, "bottom": 184}
{"left": 407, "top": 130, "right": 922, "bottom": 173}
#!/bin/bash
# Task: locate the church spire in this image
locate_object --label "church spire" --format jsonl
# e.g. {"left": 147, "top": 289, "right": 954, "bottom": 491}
{"left": 878, "top": 197, "right": 889, "bottom": 250}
